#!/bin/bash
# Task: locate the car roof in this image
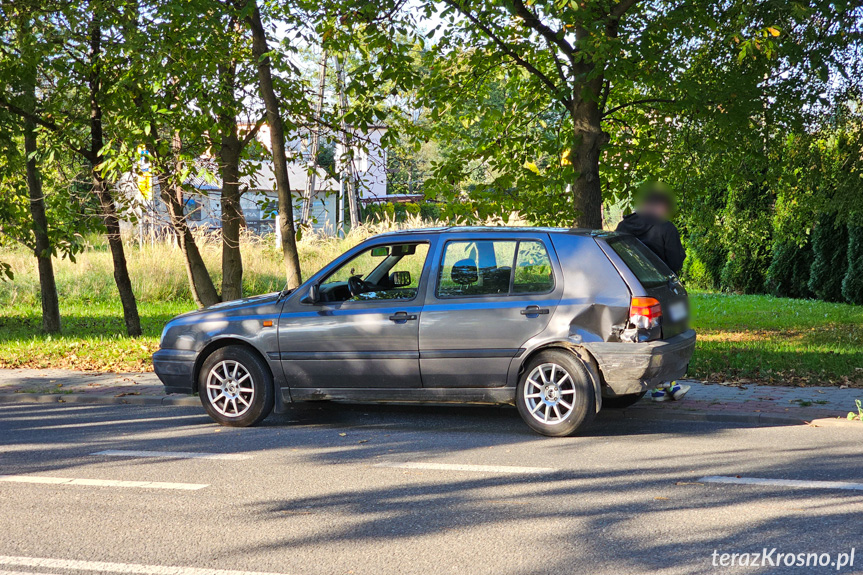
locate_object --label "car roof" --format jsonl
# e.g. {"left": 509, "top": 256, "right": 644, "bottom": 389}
{"left": 376, "top": 226, "right": 620, "bottom": 238}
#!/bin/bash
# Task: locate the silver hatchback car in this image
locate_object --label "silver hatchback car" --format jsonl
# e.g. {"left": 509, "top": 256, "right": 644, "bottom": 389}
{"left": 154, "top": 227, "right": 696, "bottom": 436}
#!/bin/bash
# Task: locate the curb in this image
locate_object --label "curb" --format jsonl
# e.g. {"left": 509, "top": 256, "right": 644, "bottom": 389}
{"left": 0, "top": 393, "right": 199, "bottom": 407}
{"left": 599, "top": 407, "right": 811, "bottom": 426}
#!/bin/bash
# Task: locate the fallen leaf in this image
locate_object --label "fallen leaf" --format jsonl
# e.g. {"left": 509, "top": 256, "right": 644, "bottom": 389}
{"left": 339, "top": 433, "right": 347, "bottom": 437}
{"left": 654, "top": 496, "right": 669, "bottom": 500}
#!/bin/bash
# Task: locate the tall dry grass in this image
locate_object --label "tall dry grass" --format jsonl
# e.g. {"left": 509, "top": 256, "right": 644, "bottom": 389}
{"left": 0, "top": 214, "right": 525, "bottom": 307}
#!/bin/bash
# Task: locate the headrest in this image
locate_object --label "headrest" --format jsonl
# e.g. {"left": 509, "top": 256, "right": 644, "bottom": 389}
{"left": 451, "top": 259, "right": 478, "bottom": 285}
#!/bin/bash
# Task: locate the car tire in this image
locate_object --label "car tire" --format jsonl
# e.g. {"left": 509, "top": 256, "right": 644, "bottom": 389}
{"left": 516, "top": 349, "right": 595, "bottom": 437}
{"left": 198, "top": 346, "right": 274, "bottom": 427}
{"left": 601, "top": 391, "right": 646, "bottom": 409}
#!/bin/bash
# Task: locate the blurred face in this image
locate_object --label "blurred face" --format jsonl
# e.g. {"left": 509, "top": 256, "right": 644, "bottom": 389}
{"left": 638, "top": 199, "right": 671, "bottom": 220}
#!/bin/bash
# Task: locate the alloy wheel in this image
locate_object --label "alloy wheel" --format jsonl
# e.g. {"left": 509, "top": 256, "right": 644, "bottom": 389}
{"left": 523, "top": 362, "right": 576, "bottom": 424}
{"left": 206, "top": 360, "right": 255, "bottom": 418}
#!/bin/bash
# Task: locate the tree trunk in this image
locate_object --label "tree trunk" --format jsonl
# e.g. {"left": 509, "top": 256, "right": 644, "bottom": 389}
{"left": 568, "top": 91, "right": 607, "bottom": 230}
{"left": 89, "top": 8, "right": 141, "bottom": 336}
{"left": 22, "top": 67, "right": 61, "bottom": 333}
{"left": 159, "top": 177, "right": 221, "bottom": 308}
{"left": 246, "top": 0, "right": 302, "bottom": 289}
{"left": 218, "top": 123, "right": 244, "bottom": 302}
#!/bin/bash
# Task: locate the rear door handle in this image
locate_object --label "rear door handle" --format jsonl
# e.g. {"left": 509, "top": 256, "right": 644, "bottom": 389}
{"left": 389, "top": 311, "right": 417, "bottom": 322}
{"left": 521, "top": 306, "right": 550, "bottom": 316}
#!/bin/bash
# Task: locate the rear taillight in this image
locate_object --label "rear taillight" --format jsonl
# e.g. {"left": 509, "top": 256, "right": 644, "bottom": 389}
{"left": 629, "top": 297, "right": 662, "bottom": 329}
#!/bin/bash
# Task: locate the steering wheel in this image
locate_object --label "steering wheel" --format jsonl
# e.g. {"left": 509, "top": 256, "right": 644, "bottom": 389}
{"left": 348, "top": 275, "right": 366, "bottom": 298}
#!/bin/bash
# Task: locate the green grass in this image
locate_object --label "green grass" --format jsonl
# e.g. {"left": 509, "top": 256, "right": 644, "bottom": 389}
{"left": 0, "top": 300, "right": 192, "bottom": 371}
{"left": 688, "top": 292, "right": 863, "bottom": 386}
{"left": 1, "top": 227, "right": 861, "bottom": 386}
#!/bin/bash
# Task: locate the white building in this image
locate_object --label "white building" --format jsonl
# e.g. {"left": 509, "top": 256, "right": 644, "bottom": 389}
{"left": 122, "top": 124, "right": 389, "bottom": 236}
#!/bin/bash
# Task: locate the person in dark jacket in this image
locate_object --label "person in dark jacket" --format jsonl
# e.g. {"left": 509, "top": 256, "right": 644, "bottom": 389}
{"left": 616, "top": 183, "right": 690, "bottom": 401}
{"left": 616, "top": 185, "right": 685, "bottom": 275}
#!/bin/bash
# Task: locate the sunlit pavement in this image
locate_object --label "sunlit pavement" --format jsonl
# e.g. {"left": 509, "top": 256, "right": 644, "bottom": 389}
{"left": 2, "top": 402, "right": 863, "bottom": 575}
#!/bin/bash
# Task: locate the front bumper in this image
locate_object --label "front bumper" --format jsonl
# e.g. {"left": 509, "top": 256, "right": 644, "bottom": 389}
{"left": 152, "top": 348, "right": 197, "bottom": 394}
{"left": 584, "top": 329, "right": 696, "bottom": 396}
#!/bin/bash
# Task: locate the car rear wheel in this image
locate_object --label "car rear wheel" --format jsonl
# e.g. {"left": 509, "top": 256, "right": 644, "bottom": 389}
{"left": 601, "top": 391, "right": 646, "bottom": 409}
{"left": 516, "top": 350, "right": 595, "bottom": 437}
{"left": 199, "top": 346, "right": 274, "bottom": 427}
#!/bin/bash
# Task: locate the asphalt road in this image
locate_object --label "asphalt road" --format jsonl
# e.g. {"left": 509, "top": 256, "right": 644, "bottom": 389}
{"left": 2, "top": 402, "right": 863, "bottom": 575}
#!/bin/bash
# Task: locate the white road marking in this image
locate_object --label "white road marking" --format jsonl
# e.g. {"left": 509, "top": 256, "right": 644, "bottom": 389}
{"left": 699, "top": 475, "right": 863, "bottom": 492}
{"left": 375, "top": 461, "right": 557, "bottom": 474}
{"left": 0, "top": 556, "right": 289, "bottom": 575}
{"left": 0, "top": 475, "right": 207, "bottom": 491}
{"left": 15, "top": 414, "right": 205, "bottom": 431}
{"left": 92, "top": 449, "right": 251, "bottom": 461}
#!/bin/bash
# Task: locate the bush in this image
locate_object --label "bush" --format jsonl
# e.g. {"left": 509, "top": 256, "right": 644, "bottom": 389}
{"left": 681, "top": 233, "right": 725, "bottom": 290}
{"left": 809, "top": 213, "right": 849, "bottom": 302}
{"left": 766, "top": 239, "right": 814, "bottom": 299}
{"left": 364, "top": 201, "right": 440, "bottom": 223}
{"left": 842, "top": 225, "right": 863, "bottom": 305}
{"left": 718, "top": 182, "right": 774, "bottom": 294}
{"left": 681, "top": 250, "right": 716, "bottom": 290}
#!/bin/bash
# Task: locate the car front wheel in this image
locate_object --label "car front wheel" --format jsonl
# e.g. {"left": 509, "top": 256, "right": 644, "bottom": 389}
{"left": 516, "top": 350, "right": 595, "bottom": 437}
{"left": 199, "top": 346, "right": 274, "bottom": 427}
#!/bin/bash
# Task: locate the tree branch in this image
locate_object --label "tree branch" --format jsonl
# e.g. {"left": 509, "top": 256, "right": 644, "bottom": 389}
{"left": 510, "top": 0, "right": 575, "bottom": 64}
{"left": 240, "top": 116, "right": 266, "bottom": 147}
{"left": 545, "top": 38, "right": 569, "bottom": 86}
{"left": 602, "top": 98, "right": 675, "bottom": 117}
{"left": 441, "top": 0, "right": 569, "bottom": 107}
{"left": 610, "top": 0, "right": 640, "bottom": 20}
{"left": 0, "top": 93, "right": 92, "bottom": 160}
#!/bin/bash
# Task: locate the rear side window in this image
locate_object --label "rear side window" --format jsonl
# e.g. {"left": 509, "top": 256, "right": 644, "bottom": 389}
{"left": 513, "top": 241, "right": 554, "bottom": 293}
{"left": 606, "top": 236, "right": 674, "bottom": 288}
{"left": 437, "top": 239, "right": 554, "bottom": 298}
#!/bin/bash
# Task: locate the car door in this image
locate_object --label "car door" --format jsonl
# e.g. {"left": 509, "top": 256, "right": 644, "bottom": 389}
{"left": 278, "top": 239, "right": 432, "bottom": 389}
{"left": 418, "top": 234, "right": 563, "bottom": 388}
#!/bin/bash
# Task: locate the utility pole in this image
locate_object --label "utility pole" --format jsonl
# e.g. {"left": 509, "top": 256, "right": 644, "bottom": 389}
{"left": 300, "top": 51, "right": 328, "bottom": 226}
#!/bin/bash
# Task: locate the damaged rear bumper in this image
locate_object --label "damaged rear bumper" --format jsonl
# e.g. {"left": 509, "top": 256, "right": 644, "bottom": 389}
{"left": 584, "top": 329, "right": 696, "bottom": 396}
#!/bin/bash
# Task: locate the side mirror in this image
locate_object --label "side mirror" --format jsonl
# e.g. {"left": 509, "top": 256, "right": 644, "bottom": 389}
{"left": 301, "top": 284, "right": 319, "bottom": 304}
{"left": 390, "top": 271, "right": 411, "bottom": 287}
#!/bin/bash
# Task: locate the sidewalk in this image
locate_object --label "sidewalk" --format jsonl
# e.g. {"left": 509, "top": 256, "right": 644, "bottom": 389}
{"left": 623, "top": 380, "right": 863, "bottom": 426}
{"left": 0, "top": 368, "right": 196, "bottom": 406}
{"left": 0, "top": 368, "right": 861, "bottom": 425}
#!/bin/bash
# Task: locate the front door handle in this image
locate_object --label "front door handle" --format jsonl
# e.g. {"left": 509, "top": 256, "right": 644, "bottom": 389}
{"left": 521, "top": 305, "right": 550, "bottom": 316}
{"left": 389, "top": 311, "right": 418, "bottom": 322}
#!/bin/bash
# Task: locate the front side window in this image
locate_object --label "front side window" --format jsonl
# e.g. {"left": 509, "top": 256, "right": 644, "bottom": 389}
{"left": 437, "top": 239, "right": 554, "bottom": 298}
{"left": 317, "top": 242, "right": 429, "bottom": 303}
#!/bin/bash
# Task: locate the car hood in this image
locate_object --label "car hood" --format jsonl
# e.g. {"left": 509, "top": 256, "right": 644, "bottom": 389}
{"left": 175, "top": 292, "right": 282, "bottom": 320}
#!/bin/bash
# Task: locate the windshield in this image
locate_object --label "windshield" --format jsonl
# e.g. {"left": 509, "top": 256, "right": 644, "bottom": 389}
{"left": 606, "top": 235, "right": 674, "bottom": 289}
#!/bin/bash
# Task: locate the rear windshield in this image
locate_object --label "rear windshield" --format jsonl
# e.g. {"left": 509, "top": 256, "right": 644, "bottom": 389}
{"left": 605, "top": 235, "right": 674, "bottom": 288}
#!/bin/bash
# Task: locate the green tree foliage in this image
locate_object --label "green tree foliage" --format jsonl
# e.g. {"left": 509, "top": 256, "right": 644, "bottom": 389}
{"left": 719, "top": 179, "right": 775, "bottom": 294}
{"left": 843, "top": 226, "right": 863, "bottom": 305}
{"left": 809, "top": 213, "right": 849, "bottom": 303}
{"left": 413, "top": 0, "right": 861, "bottom": 228}
{"left": 766, "top": 240, "right": 814, "bottom": 299}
